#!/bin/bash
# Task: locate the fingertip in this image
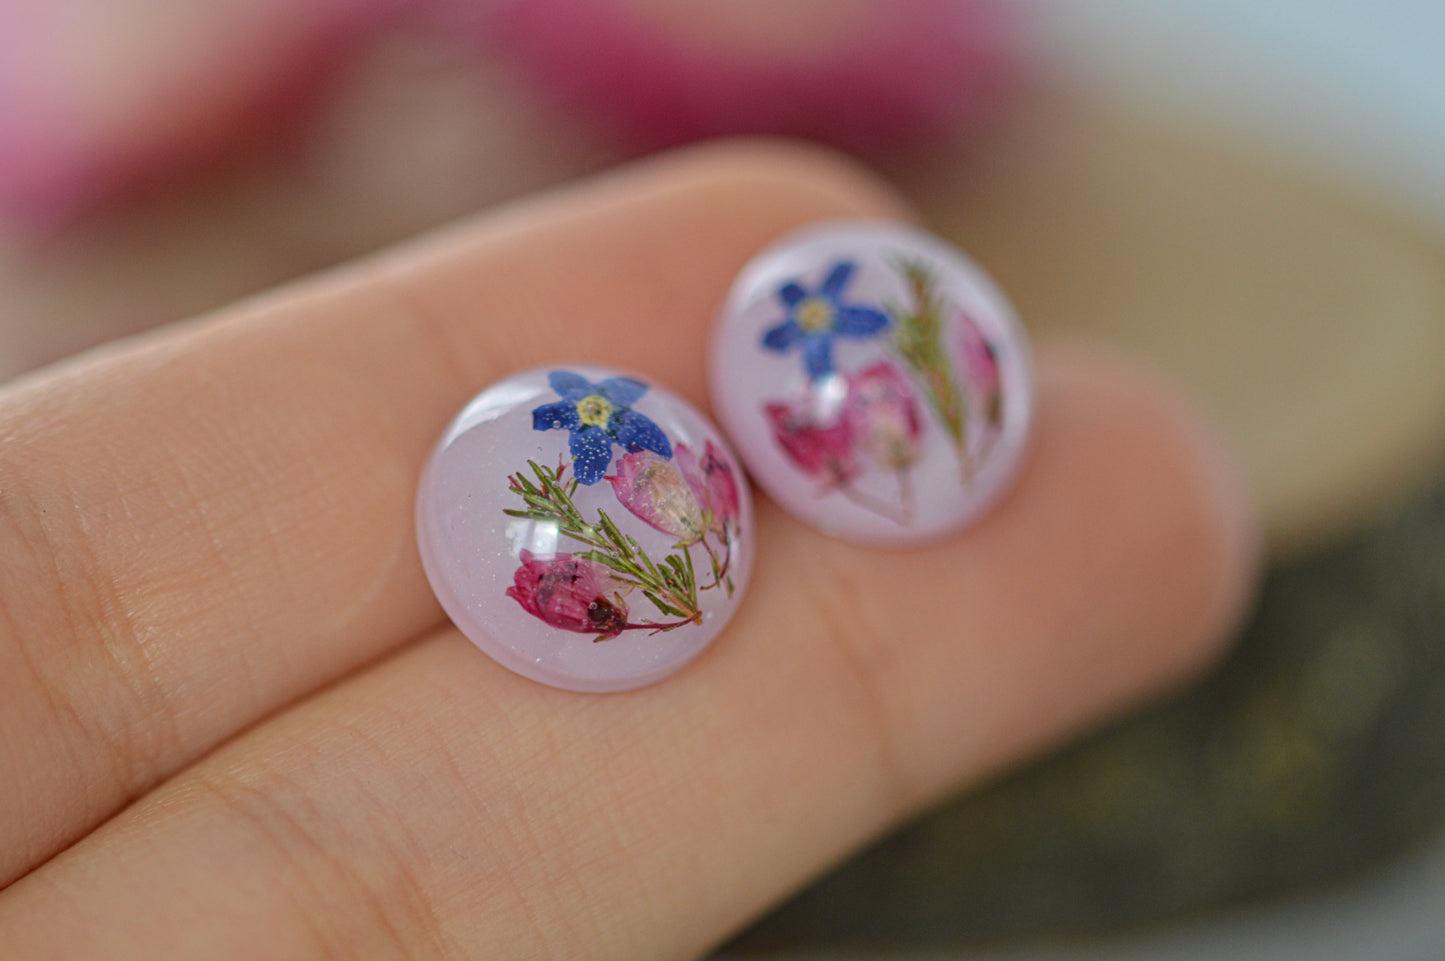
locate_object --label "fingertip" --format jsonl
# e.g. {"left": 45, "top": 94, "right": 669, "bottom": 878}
{"left": 1033, "top": 341, "right": 1261, "bottom": 688}
{"left": 859, "top": 337, "right": 1266, "bottom": 794}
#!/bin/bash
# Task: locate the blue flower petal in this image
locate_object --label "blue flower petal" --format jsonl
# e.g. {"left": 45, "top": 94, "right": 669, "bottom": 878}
{"left": 532, "top": 399, "right": 581, "bottom": 432}
{"left": 834, "top": 305, "right": 891, "bottom": 338}
{"left": 611, "top": 409, "right": 673, "bottom": 459}
{"left": 597, "top": 376, "right": 647, "bottom": 408}
{"left": 548, "top": 370, "right": 595, "bottom": 401}
{"left": 802, "top": 334, "right": 835, "bottom": 379}
{"left": 777, "top": 282, "right": 808, "bottom": 307}
{"left": 761, "top": 318, "right": 802, "bottom": 352}
{"left": 819, "top": 261, "right": 855, "bottom": 299}
{"left": 569, "top": 425, "right": 614, "bottom": 484}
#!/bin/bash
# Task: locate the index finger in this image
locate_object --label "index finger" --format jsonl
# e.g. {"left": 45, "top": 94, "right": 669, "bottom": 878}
{"left": 0, "top": 142, "right": 912, "bottom": 885}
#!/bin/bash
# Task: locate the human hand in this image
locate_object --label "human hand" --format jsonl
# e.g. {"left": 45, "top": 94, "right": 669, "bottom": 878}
{"left": 0, "top": 143, "right": 1255, "bottom": 959}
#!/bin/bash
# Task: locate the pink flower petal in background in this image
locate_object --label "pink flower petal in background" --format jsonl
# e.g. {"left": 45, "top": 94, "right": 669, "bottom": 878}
{"left": 478, "top": 0, "right": 1021, "bottom": 156}
{"left": 765, "top": 396, "right": 860, "bottom": 487}
{"left": 0, "top": 0, "right": 400, "bottom": 228}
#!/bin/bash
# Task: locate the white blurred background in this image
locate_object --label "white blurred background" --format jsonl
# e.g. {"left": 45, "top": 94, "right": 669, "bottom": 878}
{"left": 1036, "top": 1, "right": 1445, "bottom": 228}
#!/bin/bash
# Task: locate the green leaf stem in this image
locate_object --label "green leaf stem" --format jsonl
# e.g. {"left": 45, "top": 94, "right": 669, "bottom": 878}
{"left": 888, "top": 259, "right": 971, "bottom": 474}
{"left": 506, "top": 459, "right": 703, "bottom": 628}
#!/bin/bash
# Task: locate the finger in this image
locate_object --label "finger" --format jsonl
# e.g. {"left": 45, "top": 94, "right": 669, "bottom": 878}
{"left": 0, "top": 344, "right": 1257, "bottom": 960}
{"left": 0, "top": 142, "right": 911, "bottom": 885}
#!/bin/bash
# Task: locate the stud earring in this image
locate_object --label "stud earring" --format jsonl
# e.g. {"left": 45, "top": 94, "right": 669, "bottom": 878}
{"left": 709, "top": 220, "right": 1033, "bottom": 546}
{"left": 416, "top": 366, "right": 753, "bottom": 692}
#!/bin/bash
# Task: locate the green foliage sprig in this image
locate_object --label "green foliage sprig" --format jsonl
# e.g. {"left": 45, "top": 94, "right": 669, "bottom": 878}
{"left": 504, "top": 459, "right": 702, "bottom": 628}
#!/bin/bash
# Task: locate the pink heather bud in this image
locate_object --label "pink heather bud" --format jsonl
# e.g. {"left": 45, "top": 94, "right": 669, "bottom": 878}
{"left": 675, "top": 440, "right": 740, "bottom": 535}
{"left": 605, "top": 450, "right": 707, "bottom": 544}
{"left": 846, "top": 361, "right": 923, "bottom": 471}
{"left": 959, "top": 311, "right": 1002, "bottom": 425}
{"left": 505, "top": 550, "right": 631, "bottom": 639}
{"left": 764, "top": 399, "right": 860, "bottom": 486}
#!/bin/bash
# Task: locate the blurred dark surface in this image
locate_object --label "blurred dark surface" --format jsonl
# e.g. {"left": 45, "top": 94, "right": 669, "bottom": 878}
{"left": 728, "top": 471, "right": 1445, "bottom": 951}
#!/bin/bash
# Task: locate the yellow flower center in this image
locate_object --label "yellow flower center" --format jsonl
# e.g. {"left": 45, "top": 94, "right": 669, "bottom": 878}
{"left": 576, "top": 394, "right": 614, "bottom": 428}
{"left": 794, "top": 296, "right": 835, "bottom": 333}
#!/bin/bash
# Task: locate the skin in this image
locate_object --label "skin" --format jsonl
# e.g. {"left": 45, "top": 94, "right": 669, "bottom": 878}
{"left": 0, "top": 142, "right": 1256, "bottom": 959}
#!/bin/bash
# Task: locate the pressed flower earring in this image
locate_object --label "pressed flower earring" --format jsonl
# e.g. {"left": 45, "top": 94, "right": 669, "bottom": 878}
{"left": 417, "top": 366, "right": 753, "bottom": 692}
{"left": 709, "top": 221, "right": 1034, "bottom": 546}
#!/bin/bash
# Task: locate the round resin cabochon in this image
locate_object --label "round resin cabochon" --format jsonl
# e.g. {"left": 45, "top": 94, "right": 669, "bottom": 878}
{"left": 417, "top": 366, "right": 753, "bottom": 693}
{"left": 710, "top": 220, "right": 1033, "bottom": 546}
